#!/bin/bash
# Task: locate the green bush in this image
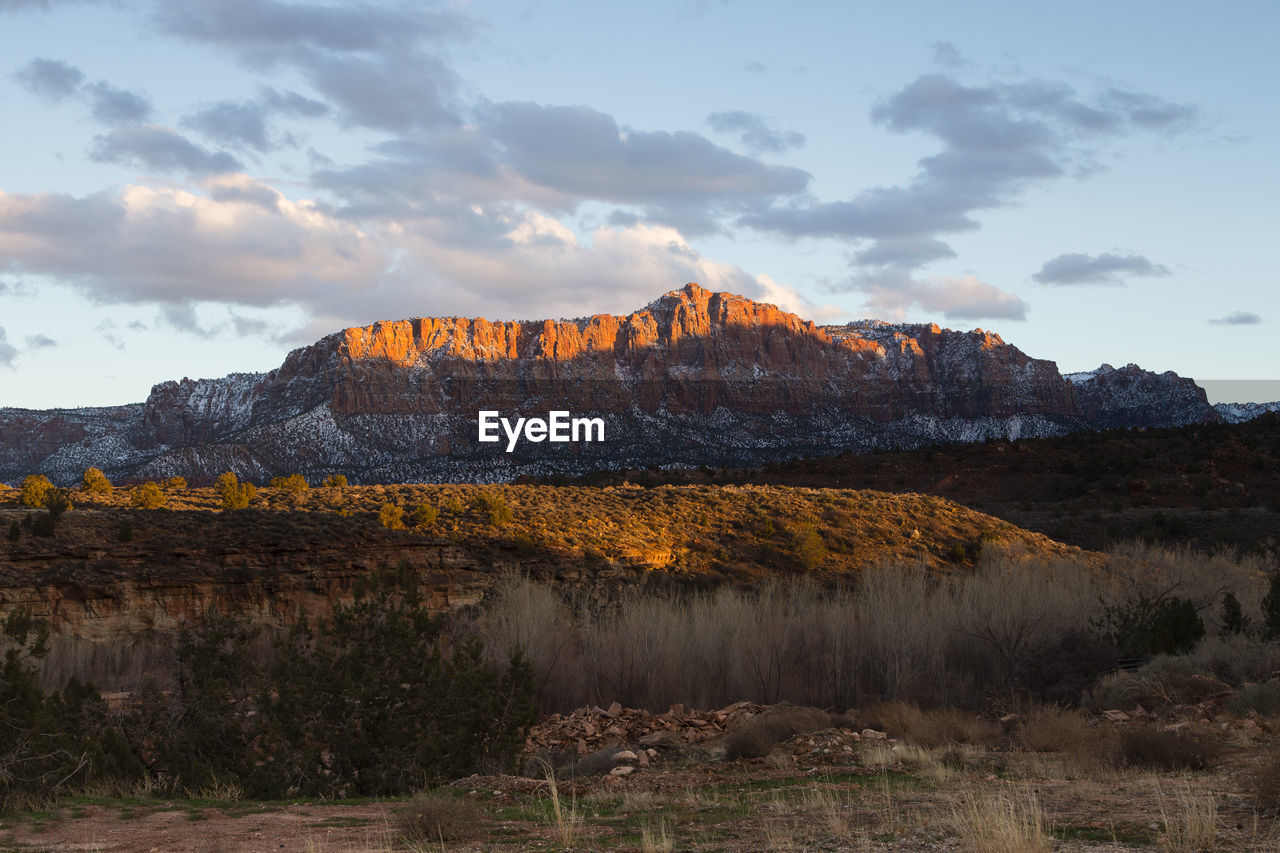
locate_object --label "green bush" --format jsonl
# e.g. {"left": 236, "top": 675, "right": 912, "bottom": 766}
{"left": 0, "top": 610, "right": 143, "bottom": 813}
{"left": 1219, "top": 591, "right": 1250, "bottom": 638}
{"left": 1094, "top": 594, "right": 1205, "bottom": 657}
{"left": 321, "top": 474, "right": 348, "bottom": 489}
{"left": 1263, "top": 572, "right": 1280, "bottom": 640}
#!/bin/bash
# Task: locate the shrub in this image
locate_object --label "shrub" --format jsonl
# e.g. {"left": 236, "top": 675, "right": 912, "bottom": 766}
{"left": 1013, "top": 630, "right": 1118, "bottom": 706}
{"left": 489, "top": 501, "right": 513, "bottom": 528}
{"left": 1246, "top": 748, "right": 1280, "bottom": 811}
{"left": 117, "top": 521, "right": 133, "bottom": 543}
{"left": 5, "top": 522, "right": 16, "bottom": 543}
{"left": 411, "top": 504, "right": 439, "bottom": 529}
{"left": 1227, "top": 680, "right": 1280, "bottom": 717}
{"left": 443, "top": 495, "right": 464, "bottom": 514}
{"left": 31, "top": 513, "right": 56, "bottom": 537}
{"left": 19, "top": 475, "right": 52, "bottom": 508}
{"left": 791, "top": 527, "right": 827, "bottom": 569}
{"left": 397, "top": 790, "right": 486, "bottom": 844}
{"left": 379, "top": 503, "right": 405, "bottom": 530}
{"left": 216, "top": 472, "right": 256, "bottom": 511}
{"left": 1117, "top": 725, "right": 1220, "bottom": 771}
{"left": 44, "top": 488, "right": 72, "bottom": 520}
{"left": 1095, "top": 594, "right": 1205, "bottom": 657}
{"left": 321, "top": 474, "right": 348, "bottom": 489}
{"left": 0, "top": 610, "right": 143, "bottom": 812}
{"left": 130, "top": 481, "right": 166, "bottom": 509}
{"left": 1017, "top": 706, "right": 1091, "bottom": 754}
{"left": 723, "top": 705, "right": 843, "bottom": 759}
{"left": 1219, "top": 591, "right": 1250, "bottom": 638}
{"left": 163, "top": 476, "right": 187, "bottom": 491}
{"left": 1263, "top": 572, "right": 1280, "bottom": 641}
{"left": 81, "top": 467, "right": 111, "bottom": 494}
{"left": 270, "top": 473, "right": 309, "bottom": 493}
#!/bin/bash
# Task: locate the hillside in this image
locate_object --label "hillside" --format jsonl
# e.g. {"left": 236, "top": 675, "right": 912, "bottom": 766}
{"left": 556, "top": 414, "right": 1280, "bottom": 555}
{"left": 0, "top": 482, "right": 1085, "bottom": 642}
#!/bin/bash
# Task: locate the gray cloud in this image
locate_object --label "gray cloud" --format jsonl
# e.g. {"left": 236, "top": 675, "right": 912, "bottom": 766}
{"left": 25, "top": 333, "right": 56, "bottom": 348}
{"left": 707, "top": 110, "right": 806, "bottom": 154}
{"left": 743, "top": 60, "right": 767, "bottom": 74}
{"left": 86, "top": 81, "right": 153, "bottom": 125}
{"left": 154, "top": 0, "right": 469, "bottom": 55}
{"left": 1209, "top": 311, "right": 1262, "bottom": 326}
{"left": 155, "top": 0, "right": 472, "bottom": 133}
{"left": 853, "top": 270, "right": 1028, "bottom": 322}
{"left": 260, "top": 86, "right": 329, "bottom": 118}
{"left": 0, "top": 327, "right": 16, "bottom": 367}
{"left": 931, "top": 42, "right": 965, "bottom": 68}
{"left": 90, "top": 125, "right": 242, "bottom": 174}
{"left": 12, "top": 57, "right": 84, "bottom": 102}
{"left": 182, "top": 88, "right": 330, "bottom": 152}
{"left": 0, "top": 0, "right": 91, "bottom": 9}
{"left": 183, "top": 101, "right": 272, "bottom": 151}
{"left": 741, "top": 73, "right": 1197, "bottom": 279}
{"left": 1032, "top": 252, "right": 1170, "bottom": 286}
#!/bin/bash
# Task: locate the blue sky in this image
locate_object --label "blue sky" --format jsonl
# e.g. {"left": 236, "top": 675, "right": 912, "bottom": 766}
{"left": 1, "top": 0, "right": 1276, "bottom": 408}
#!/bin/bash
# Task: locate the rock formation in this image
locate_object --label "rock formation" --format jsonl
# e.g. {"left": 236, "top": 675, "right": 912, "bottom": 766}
{"left": 0, "top": 283, "right": 1217, "bottom": 484}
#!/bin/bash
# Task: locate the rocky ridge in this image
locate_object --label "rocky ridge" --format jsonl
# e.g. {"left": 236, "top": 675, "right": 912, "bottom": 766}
{"left": 0, "top": 283, "right": 1217, "bottom": 484}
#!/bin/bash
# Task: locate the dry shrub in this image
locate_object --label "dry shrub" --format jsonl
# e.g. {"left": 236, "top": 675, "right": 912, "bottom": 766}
{"left": 1228, "top": 679, "right": 1280, "bottom": 717}
{"left": 859, "top": 701, "right": 994, "bottom": 747}
{"left": 1017, "top": 706, "right": 1091, "bottom": 753}
{"left": 396, "top": 789, "right": 486, "bottom": 844}
{"left": 1246, "top": 748, "right": 1280, "bottom": 811}
{"left": 1118, "top": 724, "right": 1221, "bottom": 771}
{"left": 723, "top": 705, "right": 843, "bottom": 760}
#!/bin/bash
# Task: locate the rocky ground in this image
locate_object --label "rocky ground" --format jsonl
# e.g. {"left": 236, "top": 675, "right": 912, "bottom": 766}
{"left": 3, "top": 694, "right": 1277, "bottom": 852}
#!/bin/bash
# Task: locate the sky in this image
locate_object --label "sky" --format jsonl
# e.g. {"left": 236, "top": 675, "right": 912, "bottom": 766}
{"left": 0, "top": 0, "right": 1276, "bottom": 408}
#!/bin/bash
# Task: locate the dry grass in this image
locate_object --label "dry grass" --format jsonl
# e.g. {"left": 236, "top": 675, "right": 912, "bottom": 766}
{"left": 1158, "top": 780, "right": 1218, "bottom": 852}
{"left": 951, "top": 790, "right": 1053, "bottom": 853}
{"left": 1017, "top": 705, "right": 1092, "bottom": 753}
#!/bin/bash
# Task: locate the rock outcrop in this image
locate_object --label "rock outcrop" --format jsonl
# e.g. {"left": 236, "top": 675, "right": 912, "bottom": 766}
{"left": 0, "top": 283, "right": 1218, "bottom": 484}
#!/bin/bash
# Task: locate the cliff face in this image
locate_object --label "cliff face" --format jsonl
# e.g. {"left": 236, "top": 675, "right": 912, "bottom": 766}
{"left": 0, "top": 283, "right": 1217, "bottom": 484}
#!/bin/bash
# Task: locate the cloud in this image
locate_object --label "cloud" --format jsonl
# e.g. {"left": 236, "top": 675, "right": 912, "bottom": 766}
{"left": 1209, "top": 311, "right": 1262, "bottom": 326}
{"left": 90, "top": 125, "right": 242, "bottom": 174}
{"left": 707, "top": 110, "right": 806, "bottom": 153}
{"left": 853, "top": 270, "right": 1028, "bottom": 322}
{"left": 743, "top": 60, "right": 767, "bottom": 74}
{"left": 0, "top": 177, "right": 816, "bottom": 334}
{"left": 1031, "top": 251, "right": 1170, "bottom": 286}
{"left": 0, "top": 327, "right": 16, "bottom": 367}
{"left": 86, "top": 81, "right": 153, "bottom": 125}
{"left": 0, "top": 0, "right": 91, "bottom": 10}
{"left": 931, "top": 41, "right": 965, "bottom": 68}
{"left": 155, "top": 0, "right": 474, "bottom": 133}
{"left": 182, "top": 100, "right": 273, "bottom": 152}
{"left": 741, "top": 73, "right": 1197, "bottom": 275}
{"left": 182, "top": 88, "right": 330, "bottom": 152}
{"left": 24, "top": 333, "right": 56, "bottom": 348}
{"left": 12, "top": 57, "right": 84, "bottom": 102}
{"left": 0, "top": 178, "right": 383, "bottom": 310}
